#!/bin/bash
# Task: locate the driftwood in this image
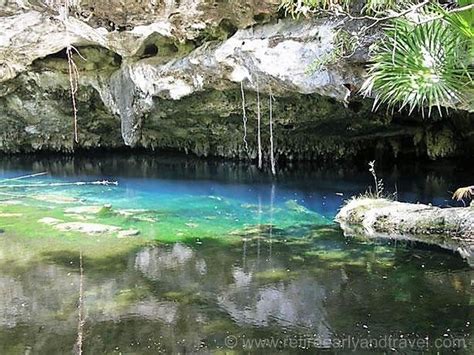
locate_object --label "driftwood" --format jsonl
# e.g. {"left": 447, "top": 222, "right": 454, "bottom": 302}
{"left": 0, "top": 172, "right": 48, "bottom": 183}
{"left": 0, "top": 171, "right": 118, "bottom": 189}
{"left": 335, "top": 197, "right": 474, "bottom": 267}
{"left": 0, "top": 180, "right": 118, "bottom": 189}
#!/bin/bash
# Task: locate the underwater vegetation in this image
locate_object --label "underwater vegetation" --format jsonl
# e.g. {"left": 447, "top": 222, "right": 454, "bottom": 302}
{"left": 0, "top": 160, "right": 473, "bottom": 353}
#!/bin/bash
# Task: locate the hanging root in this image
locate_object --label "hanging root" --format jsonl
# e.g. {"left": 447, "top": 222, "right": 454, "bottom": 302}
{"left": 54, "top": 1, "right": 81, "bottom": 143}
{"left": 66, "top": 45, "right": 80, "bottom": 143}
{"left": 256, "top": 77, "right": 262, "bottom": 169}
{"left": 269, "top": 89, "right": 276, "bottom": 176}
{"left": 240, "top": 81, "right": 249, "bottom": 152}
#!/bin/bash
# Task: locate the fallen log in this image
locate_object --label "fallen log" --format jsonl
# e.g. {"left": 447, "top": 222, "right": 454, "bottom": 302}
{"left": 335, "top": 197, "right": 474, "bottom": 266}
{"left": 0, "top": 180, "right": 118, "bottom": 189}
{"left": 0, "top": 172, "right": 48, "bottom": 183}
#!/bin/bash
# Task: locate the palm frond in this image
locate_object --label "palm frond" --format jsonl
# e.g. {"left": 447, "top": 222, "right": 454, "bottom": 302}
{"left": 361, "top": 5, "right": 474, "bottom": 116}
{"left": 452, "top": 186, "right": 474, "bottom": 202}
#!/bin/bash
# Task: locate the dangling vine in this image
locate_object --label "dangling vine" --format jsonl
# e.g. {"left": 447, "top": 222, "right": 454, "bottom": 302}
{"left": 240, "top": 81, "right": 249, "bottom": 152}
{"left": 56, "top": 0, "right": 84, "bottom": 143}
{"left": 256, "top": 77, "right": 263, "bottom": 169}
{"left": 66, "top": 46, "right": 80, "bottom": 143}
{"left": 269, "top": 89, "right": 276, "bottom": 176}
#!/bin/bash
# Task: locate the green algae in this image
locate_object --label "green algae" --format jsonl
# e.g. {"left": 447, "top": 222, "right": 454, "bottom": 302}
{"left": 0, "top": 181, "right": 394, "bottom": 275}
{"left": 202, "top": 319, "right": 239, "bottom": 335}
{"left": 290, "top": 255, "right": 305, "bottom": 262}
{"left": 0, "top": 199, "right": 235, "bottom": 242}
{"left": 114, "top": 287, "right": 149, "bottom": 306}
{"left": 0, "top": 190, "right": 330, "bottom": 270}
{"left": 254, "top": 268, "right": 297, "bottom": 283}
{"left": 162, "top": 291, "right": 208, "bottom": 305}
{"left": 0, "top": 186, "right": 331, "bottom": 251}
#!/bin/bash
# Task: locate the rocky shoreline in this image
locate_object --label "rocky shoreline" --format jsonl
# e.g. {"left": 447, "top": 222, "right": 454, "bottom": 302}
{"left": 335, "top": 198, "right": 474, "bottom": 267}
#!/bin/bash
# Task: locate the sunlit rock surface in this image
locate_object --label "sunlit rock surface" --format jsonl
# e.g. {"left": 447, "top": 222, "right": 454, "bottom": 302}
{"left": 336, "top": 198, "right": 474, "bottom": 266}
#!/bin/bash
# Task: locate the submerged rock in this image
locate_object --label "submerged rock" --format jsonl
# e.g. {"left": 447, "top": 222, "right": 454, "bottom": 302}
{"left": 285, "top": 200, "right": 314, "bottom": 214}
{"left": 54, "top": 222, "right": 121, "bottom": 234}
{"left": 38, "top": 217, "right": 63, "bottom": 225}
{"left": 64, "top": 204, "right": 112, "bottom": 215}
{"left": 335, "top": 198, "right": 474, "bottom": 266}
{"left": 0, "top": 213, "right": 22, "bottom": 218}
{"left": 0, "top": 200, "right": 23, "bottom": 206}
{"left": 64, "top": 214, "right": 95, "bottom": 221}
{"left": 32, "top": 195, "right": 78, "bottom": 204}
{"left": 118, "top": 229, "right": 141, "bottom": 238}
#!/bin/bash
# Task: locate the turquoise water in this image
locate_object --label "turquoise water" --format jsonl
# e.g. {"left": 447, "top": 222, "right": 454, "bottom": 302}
{"left": 0, "top": 155, "right": 472, "bottom": 353}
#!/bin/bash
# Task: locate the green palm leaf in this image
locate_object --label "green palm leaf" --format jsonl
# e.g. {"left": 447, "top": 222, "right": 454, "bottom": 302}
{"left": 362, "top": 7, "right": 473, "bottom": 116}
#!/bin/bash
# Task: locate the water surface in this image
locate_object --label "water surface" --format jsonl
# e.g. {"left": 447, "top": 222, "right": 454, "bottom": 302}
{"left": 0, "top": 155, "right": 472, "bottom": 353}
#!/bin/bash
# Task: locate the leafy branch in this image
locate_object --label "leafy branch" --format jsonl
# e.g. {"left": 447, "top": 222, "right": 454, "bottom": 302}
{"left": 280, "top": 0, "right": 474, "bottom": 116}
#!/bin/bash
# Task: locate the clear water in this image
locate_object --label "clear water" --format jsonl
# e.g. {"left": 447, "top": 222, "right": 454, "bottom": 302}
{"left": 0, "top": 155, "right": 472, "bottom": 354}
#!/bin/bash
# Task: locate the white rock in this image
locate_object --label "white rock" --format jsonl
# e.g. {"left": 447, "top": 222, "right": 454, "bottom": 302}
{"left": 0, "top": 213, "right": 22, "bottom": 218}
{"left": 64, "top": 205, "right": 111, "bottom": 214}
{"left": 32, "top": 195, "right": 78, "bottom": 204}
{"left": 55, "top": 222, "right": 120, "bottom": 234}
{"left": 38, "top": 217, "right": 63, "bottom": 225}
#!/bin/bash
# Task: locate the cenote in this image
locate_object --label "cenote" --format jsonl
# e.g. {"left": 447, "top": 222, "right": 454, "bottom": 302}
{"left": 0, "top": 155, "right": 472, "bottom": 354}
{"left": 2, "top": 0, "right": 474, "bottom": 353}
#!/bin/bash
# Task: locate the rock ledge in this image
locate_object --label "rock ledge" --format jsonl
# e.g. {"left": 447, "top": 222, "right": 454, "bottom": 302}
{"left": 335, "top": 198, "right": 474, "bottom": 266}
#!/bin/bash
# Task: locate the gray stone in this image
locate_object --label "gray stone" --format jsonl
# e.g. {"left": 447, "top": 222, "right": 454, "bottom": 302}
{"left": 54, "top": 222, "right": 121, "bottom": 234}
{"left": 335, "top": 198, "right": 474, "bottom": 266}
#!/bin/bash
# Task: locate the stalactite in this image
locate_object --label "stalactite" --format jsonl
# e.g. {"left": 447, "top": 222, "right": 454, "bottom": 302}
{"left": 256, "top": 77, "right": 262, "bottom": 169}
{"left": 240, "top": 81, "right": 249, "bottom": 152}
{"left": 269, "top": 89, "right": 276, "bottom": 175}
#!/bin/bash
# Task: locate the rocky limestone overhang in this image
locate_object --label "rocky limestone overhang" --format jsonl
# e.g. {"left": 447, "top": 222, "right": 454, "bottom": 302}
{"left": 0, "top": 0, "right": 374, "bottom": 146}
{"left": 336, "top": 197, "right": 474, "bottom": 267}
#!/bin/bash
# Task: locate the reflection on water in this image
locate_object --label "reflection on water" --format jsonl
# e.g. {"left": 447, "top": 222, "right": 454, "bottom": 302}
{"left": 0, "top": 155, "right": 473, "bottom": 353}
{"left": 0, "top": 236, "right": 472, "bottom": 353}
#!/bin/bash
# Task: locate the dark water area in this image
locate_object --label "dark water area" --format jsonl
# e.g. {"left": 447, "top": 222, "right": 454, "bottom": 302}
{"left": 0, "top": 154, "right": 472, "bottom": 354}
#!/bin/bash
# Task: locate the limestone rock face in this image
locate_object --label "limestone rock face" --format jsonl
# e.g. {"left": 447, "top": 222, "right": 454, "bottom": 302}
{"left": 0, "top": 0, "right": 472, "bottom": 159}
{"left": 336, "top": 198, "right": 474, "bottom": 267}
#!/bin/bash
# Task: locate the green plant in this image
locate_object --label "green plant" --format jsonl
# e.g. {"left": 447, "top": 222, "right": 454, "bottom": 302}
{"left": 279, "top": 0, "right": 351, "bottom": 18}
{"left": 361, "top": 6, "right": 473, "bottom": 116}
{"left": 307, "top": 29, "right": 358, "bottom": 73}
{"left": 363, "top": 0, "right": 397, "bottom": 15}
{"left": 452, "top": 186, "right": 474, "bottom": 204}
{"left": 368, "top": 160, "right": 384, "bottom": 198}
{"left": 279, "top": 0, "right": 399, "bottom": 17}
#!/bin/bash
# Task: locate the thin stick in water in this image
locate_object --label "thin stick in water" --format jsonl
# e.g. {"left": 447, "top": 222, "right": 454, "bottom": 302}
{"left": 74, "top": 250, "right": 85, "bottom": 355}
{"left": 256, "top": 77, "right": 262, "bottom": 169}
